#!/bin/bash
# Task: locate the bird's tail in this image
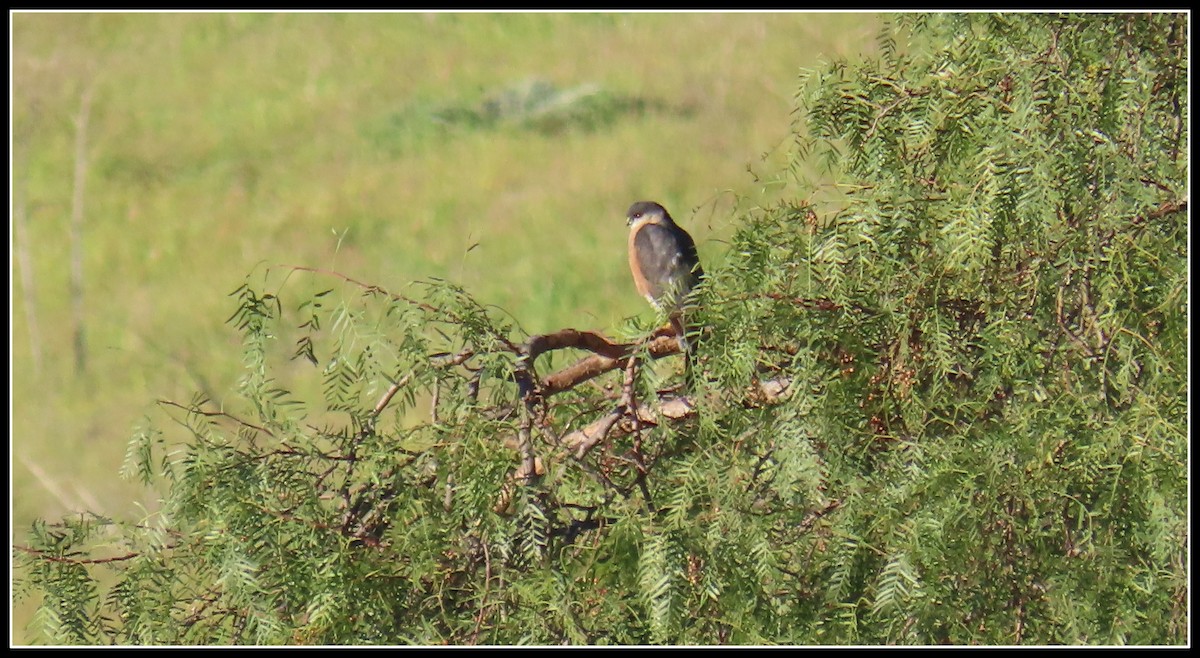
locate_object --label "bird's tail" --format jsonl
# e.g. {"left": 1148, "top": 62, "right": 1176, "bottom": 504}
{"left": 670, "top": 314, "right": 698, "bottom": 392}
{"left": 669, "top": 314, "right": 691, "bottom": 354}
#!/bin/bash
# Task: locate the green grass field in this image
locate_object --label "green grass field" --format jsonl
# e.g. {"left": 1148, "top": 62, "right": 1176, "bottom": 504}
{"left": 10, "top": 11, "right": 880, "bottom": 644}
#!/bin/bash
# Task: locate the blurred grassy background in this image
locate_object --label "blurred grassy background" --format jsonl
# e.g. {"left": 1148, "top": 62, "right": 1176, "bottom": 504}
{"left": 10, "top": 11, "right": 880, "bottom": 643}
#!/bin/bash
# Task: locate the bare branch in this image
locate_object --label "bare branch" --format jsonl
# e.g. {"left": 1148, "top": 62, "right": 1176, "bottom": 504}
{"left": 503, "top": 377, "right": 792, "bottom": 462}
{"left": 157, "top": 399, "right": 276, "bottom": 438}
{"left": 370, "top": 371, "right": 417, "bottom": 419}
{"left": 369, "top": 349, "right": 473, "bottom": 420}
{"left": 539, "top": 332, "right": 681, "bottom": 396}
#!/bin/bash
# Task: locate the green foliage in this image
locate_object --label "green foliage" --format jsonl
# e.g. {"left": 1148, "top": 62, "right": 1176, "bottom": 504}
{"left": 780, "top": 12, "right": 1187, "bottom": 644}
{"left": 15, "top": 13, "right": 1187, "bottom": 645}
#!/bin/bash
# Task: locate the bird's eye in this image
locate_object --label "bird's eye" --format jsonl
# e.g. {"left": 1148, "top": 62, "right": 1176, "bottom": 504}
{"left": 633, "top": 212, "right": 642, "bottom": 219}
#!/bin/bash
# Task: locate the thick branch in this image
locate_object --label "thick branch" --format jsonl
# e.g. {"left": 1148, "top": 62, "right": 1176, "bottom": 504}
{"left": 526, "top": 327, "right": 642, "bottom": 362}
{"left": 502, "top": 376, "right": 793, "bottom": 462}
{"left": 562, "top": 396, "right": 694, "bottom": 459}
{"left": 565, "top": 377, "right": 791, "bottom": 457}
{"left": 535, "top": 329, "right": 681, "bottom": 396}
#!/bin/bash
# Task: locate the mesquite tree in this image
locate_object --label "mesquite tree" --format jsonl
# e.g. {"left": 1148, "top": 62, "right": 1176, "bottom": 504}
{"left": 15, "top": 13, "right": 1187, "bottom": 645}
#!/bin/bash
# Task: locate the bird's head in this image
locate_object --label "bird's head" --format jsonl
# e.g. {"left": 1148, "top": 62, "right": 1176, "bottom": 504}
{"left": 626, "top": 201, "right": 672, "bottom": 228}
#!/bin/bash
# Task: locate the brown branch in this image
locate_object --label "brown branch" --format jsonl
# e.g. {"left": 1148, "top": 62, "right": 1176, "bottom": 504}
{"left": 510, "top": 377, "right": 791, "bottom": 462}
{"left": 526, "top": 327, "right": 648, "bottom": 362}
{"left": 430, "top": 378, "right": 440, "bottom": 423}
{"left": 1131, "top": 195, "right": 1187, "bottom": 226}
{"left": 491, "top": 375, "right": 793, "bottom": 513}
{"left": 491, "top": 327, "right": 686, "bottom": 512}
{"left": 539, "top": 330, "right": 681, "bottom": 396}
{"left": 617, "top": 352, "right": 638, "bottom": 418}
{"left": 369, "top": 349, "right": 473, "bottom": 421}
{"left": 566, "top": 411, "right": 627, "bottom": 460}
{"left": 370, "top": 371, "right": 416, "bottom": 419}
{"left": 560, "top": 395, "right": 692, "bottom": 460}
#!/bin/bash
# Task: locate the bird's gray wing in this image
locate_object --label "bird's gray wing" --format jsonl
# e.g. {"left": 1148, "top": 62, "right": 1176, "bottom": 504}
{"left": 676, "top": 226, "right": 704, "bottom": 287}
{"left": 634, "top": 223, "right": 702, "bottom": 310}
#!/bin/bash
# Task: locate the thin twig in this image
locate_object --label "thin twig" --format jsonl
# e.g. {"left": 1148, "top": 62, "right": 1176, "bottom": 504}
{"left": 283, "top": 265, "right": 522, "bottom": 354}
{"left": 14, "top": 544, "right": 146, "bottom": 565}
{"left": 157, "top": 399, "right": 275, "bottom": 438}
{"left": 369, "top": 349, "right": 472, "bottom": 420}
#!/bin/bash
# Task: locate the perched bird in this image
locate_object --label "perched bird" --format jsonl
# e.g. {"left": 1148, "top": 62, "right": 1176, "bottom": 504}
{"left": 625, "top": 201, "right": 704, "bottom": 352}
